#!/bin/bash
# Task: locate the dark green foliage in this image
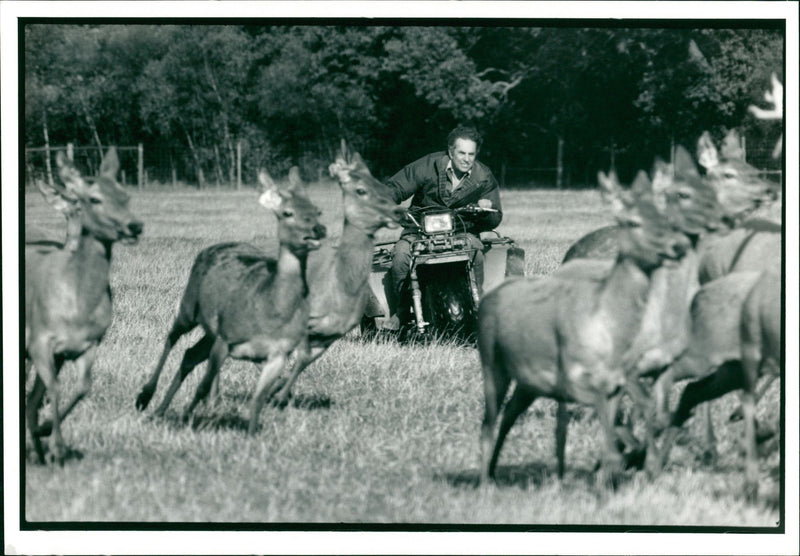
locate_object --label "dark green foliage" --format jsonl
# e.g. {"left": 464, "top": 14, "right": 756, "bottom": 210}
{"left": 23, "top": 24, "right": 783, "bottom": 187}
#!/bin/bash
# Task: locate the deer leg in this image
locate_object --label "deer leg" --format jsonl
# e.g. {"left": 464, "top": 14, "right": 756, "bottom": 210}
{"left": 36, "top": 346, "right": 97, "bottom": 437}
{"left": 480, "top": 363, "right": 511, "bottom": 483}
{"left": 136, "top": 321, "right": 193, "bottom": 411}
{"left": 595, "top": 394, "right": 625, "bottom": 490}
{"left": 182, "top": 337, "right": 227, "bottom": 422}
{"left": 272, "top": 343, "right": 326, "bottom": 406}
{"left": 27, "top": 344, "right": 66, "bottom": 465}
{"left": 740, "top": 388, "right": 760, "bottom": 501}
{"left": 729, "top": 375, "right": 776, "bottom": 422}
{"left": 247, "top": 354, "right": 288, "bottom": 435}
{"left": 555, "top": 402, "right": 569, "bottom": 479}
{"left": 152, "top": 334, "right": 214, "bottom": 418}
{"left": 617, "top": 379, "right": 652, "bottom": 471}
{"left": 700, "top": 404, "right": 718, "bottom": 466}
{"left": 26, "top": 374, "right": 48, "bottom": 464}
{"left": 660, "top": 361, "right": 744, "bottom": 470}
{"left": 486, "top": 384, "right": 536, "bottom": 481}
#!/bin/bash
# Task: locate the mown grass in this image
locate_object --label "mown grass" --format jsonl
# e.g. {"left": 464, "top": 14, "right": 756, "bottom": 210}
{"left": 22, "top": 184, "right": 781, "bottom": 526}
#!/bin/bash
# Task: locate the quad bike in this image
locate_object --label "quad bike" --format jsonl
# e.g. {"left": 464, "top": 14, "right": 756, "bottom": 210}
{"left": 360, "top": 205, "right": 525, "bottom": 342}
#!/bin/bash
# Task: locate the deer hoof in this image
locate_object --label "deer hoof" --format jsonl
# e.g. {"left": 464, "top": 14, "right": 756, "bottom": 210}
{"left": 700, "top": 448, "right": 718, "bottom": 467}
{"left": 743, "top": 482, "right": 759, "bottom": 503}
{"left": 35, "top": 420, "right": 54, "bottom": 437}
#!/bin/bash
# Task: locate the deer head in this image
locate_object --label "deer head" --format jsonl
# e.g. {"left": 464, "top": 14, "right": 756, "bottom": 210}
{"left": 697, "top": 130, "right": 778, "bottom": 222}
{"left": 328, "top": 139, "right": 406, "bottom": 234}
{"left": 38, "top": 148, "right": 143, "bottom": 247}
{"left": 259, "top": 167, "right": 326, "bottom": 255}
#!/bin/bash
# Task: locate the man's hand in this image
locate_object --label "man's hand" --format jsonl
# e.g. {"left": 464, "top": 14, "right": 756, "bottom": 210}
{"left": 477, "top": 199, "right": 493, "bottom": 209}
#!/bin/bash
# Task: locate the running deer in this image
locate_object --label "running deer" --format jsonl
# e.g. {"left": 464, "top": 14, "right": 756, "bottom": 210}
{"left": 553, "top": 149, "right": 726, "bottom": 473}
{"left": 652, "top": 269, "right": 780, "bottom": 500}
{"left": 652, "top": 77, "right": 784, "bottom": 499}
{"left": 134, "top": 168, "right": 326, "bottom": 433}
{"left": 477, "top": 167, "right": 706, "bottom": 487}
{"left": 26, "top": 148, "right": 143, "bottom": 464}
{"left": 648, "top": 75, "right": 784, "bottom": 462}
{"left": 254, "top": 140, "right": 407, "bottom": 405}
{"left": 559, "top": 131, "right": 780, "bottom": 463}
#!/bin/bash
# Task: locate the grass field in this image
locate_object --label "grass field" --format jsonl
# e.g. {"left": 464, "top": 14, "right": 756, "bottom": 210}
{"left": 21, "top": 183, "right": 782, "bottom": 527}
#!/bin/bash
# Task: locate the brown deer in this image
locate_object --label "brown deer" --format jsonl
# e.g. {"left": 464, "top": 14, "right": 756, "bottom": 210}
{"left": 553, "top": 149, "right": 727, "bottom": 474}
{"left": 652, "top": 76, "right": 784, "bottom": 499}
{"left": 255, "top": 140, "right": 407, "bottom": 405}
{"left": 26, "top": 148, "right": 143, "bottom": 464}
{"left": 652, "top": 269, "right": 780, "bottom": 501}
{"left": 560, "top": 132, "right": 779, "bottom": 463}
{"left": 134, "top": 168, "right": 326, "bottom": 433}
{"left": 477, "top": 166, "right": 713, "bottom": 487}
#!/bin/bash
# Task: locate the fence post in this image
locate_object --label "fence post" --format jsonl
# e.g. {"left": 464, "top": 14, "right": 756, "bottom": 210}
{"left": 741, "top": 134, "right": 747, "bottom": 162}
{"left": 556, "top": 136, "right": 564, "bottom": 189}
{"left": 237, "top": 140, "right": 242, "bottom": 190}
{"left": 138, "top": 143, "right": 144, "bottom": 190}
{"left": 45, "top": 142, "right": 53, "bottom": 186}
{"left": 67, "top": 142, "right": 74, "bottom": 161}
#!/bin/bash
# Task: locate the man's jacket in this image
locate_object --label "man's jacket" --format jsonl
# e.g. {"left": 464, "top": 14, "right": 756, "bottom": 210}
{"left": 386, "top": 152, "right": 503, "bottom": 235}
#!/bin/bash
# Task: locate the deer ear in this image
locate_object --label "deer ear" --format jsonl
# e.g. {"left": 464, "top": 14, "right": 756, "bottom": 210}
{"left": 99, "top": 147, "right": 120, "bottom": 178}
{"left": 55, "top": 152, "right": 87, "bottom": 194}
{"left": 37, "top": 179, "right": 78, "bottom": 213}
{"left": 350, "top": 152, "right": 371, "bottom": 176}
{"left": 286, "top": 166, "right": 305, "bottom": 192}
{"left": 673, "top": 145, "right": 700, "bottom": 179}
{"left": 720, "top": 129, "right": 744, "bottom": 160}
{"left": 598, "top": 171, "right": 626, "bottom": 213}
{"left": 697, "top": 132, "right": 718, "bottom": 170}
{"left": 339, "top": 138, "right": 350, "bottom": 162}
{"left": 631, "top": 170, "right": 653, "bottom": 197}
{"left": 258, "top": 170, "right": 283, "bottom": 211}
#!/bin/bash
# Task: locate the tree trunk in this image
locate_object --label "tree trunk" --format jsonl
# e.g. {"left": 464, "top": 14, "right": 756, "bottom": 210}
{"left": 213, "top": 144, "right": 224, "bottom": 188}
{"left": 203, "top": 53, "right": 236, "bottom": 185}
{"left": 78, "top": 89, "right": 103, "bottom": 152}
{"left": 184, "top": 129, "right": 205, "bottom": 189}
{"left": 42, "top": 110, "right": 53, "bottom": 186}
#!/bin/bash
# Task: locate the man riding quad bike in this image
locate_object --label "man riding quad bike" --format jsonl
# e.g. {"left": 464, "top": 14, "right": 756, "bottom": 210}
{"left": 361, "top": 125, "right": 524, "bottom": 342}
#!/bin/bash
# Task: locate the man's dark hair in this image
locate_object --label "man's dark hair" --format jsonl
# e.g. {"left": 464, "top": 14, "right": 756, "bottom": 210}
{"left": 447, "top": 125, "right": 483, "bottom": 151}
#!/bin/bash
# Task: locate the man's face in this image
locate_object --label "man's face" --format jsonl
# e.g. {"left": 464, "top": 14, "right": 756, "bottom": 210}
{"left": 448, "top": 138, "right": 477, "bottom": 175}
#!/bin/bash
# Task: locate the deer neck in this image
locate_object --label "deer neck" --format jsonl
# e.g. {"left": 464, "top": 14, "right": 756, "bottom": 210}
{"left": 274, "top": 243, "right": 310, "bottom": 305}
{"left": 624, "top": 248, "right": 701, "bottom": 375}
{"left": 599, "top": 256, "right": 651, "bottom": 323}
{"left": 64, "top": 213, "right": 84, "bottom": 252}
{"left": 333, "top": 218, "right": 375, "bottom": 295}
{"left": 71, "top": 230, "right": 114, "bottom": 310}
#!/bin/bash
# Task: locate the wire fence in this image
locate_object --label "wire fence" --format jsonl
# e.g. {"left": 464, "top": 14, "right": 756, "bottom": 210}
{"left": 24, "top": 133, "right": 782, "bottom": 192}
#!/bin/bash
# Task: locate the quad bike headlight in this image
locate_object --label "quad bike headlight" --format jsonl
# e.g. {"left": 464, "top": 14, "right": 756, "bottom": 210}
{"left": 423, "top": 212, "right": 454, "bottom": 234}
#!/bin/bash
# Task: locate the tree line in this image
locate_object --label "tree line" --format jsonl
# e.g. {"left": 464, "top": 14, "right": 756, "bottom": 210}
{"left": 24, "top": 23, "right": 783, "bottom": 187}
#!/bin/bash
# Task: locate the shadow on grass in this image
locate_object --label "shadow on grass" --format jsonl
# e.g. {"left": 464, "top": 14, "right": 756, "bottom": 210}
{"left": 270, "top": 393, "right": 333, "bottom": 410}
{"left": 25, "top": 444, "right": 84, "bottom": 466}
{"left": 151, "top": 393, "right": 335, "bottom": 432}
{"left": 438, "top": 462, "right": 596, "bottom": 490}
{"left": 219, "top": 392, "right": 333, "bottom": 410}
